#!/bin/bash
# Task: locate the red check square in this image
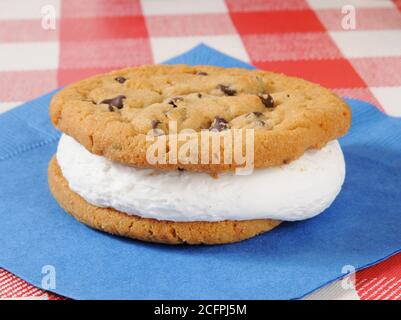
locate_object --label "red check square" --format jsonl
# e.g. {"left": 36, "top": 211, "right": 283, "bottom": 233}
{"left": 61, "top": 0, "right": 143, "bottom": 18}
{"left": 393, "top": 0, "right": 401, "bottom": 12}
{"left": 226, "top": 0, "right": 309, "bottom": 12}
{"left": 0, "top": 20, "right": 59, "bottom": 43}
{"left": 356, "top": 253, "right": 401, "bottom": 300}
{"left": 230, "top": 10, "right": 325, "bottom": 34}
{"left": 316, "top": 8, "right": 401, "bottom": 31}
{"left": 350, "top": 57, "right": 401, "bottom": 87}
{"left": 60, "top": 16, "right": 148, "bottom": 41}
{"left": 58, "top": 39, "right": 153, "bottom": 84}
{"left": 58, "top": 67, "right": 116, "bottom": 86}
{"left": 0, "top": 70, "right": 57, "bottom": 101}
{"left": 146, "top": 13, "right": 236, "bottom": 37}
{"left": 243, "top": 33, "right": 342, "bottom": 62}
{"left": 332, "top": 88, "right": 382, "bottom": 111}
{"left": 0, "top": 269, "right": 65, "bottom": 300}
{"left": 254, "top": 59, "right": 366, "bottom": 89}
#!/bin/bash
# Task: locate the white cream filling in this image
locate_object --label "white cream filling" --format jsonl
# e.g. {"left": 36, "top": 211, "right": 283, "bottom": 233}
{"left": 57, "top": 134, "right": 345, "bottom": 222}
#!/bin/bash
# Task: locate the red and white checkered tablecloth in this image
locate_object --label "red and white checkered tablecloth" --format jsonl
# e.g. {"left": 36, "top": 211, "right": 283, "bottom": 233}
{"left": 0, "top": 0, "right": 400, "bottom": 300}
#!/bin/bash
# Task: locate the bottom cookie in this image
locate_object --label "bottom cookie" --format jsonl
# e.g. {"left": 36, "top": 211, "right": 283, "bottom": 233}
{"left": 48, "top": 156, "right": 281, "bottom": 245}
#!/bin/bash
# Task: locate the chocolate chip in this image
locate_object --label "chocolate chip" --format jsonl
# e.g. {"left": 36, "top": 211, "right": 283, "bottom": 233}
{"left": 168, "top": 96, "right": 183, "bottom": 108}
{"left": 151, "top": 120, "right": 161, "bottom": 129}
{"left": 258, "top": 94, "right": 274, "bottom": 108}
{"left": 197, "top": 93, "right": 202, "bottom": 98}
{"left": 177, "top": 167, "right": 185, "bottom": 172}
{"left": 168, "top": 101, "right": 178, "bottom": 108}
{"left": 209, "top": 116, "right": 229, "bottom": 132}
{"left": 197, "top": 72, "right": 208, "bottom": 76}
{"left": 253, "top": 112, "right": 263, "bottom": 117}
{"left": 217, "top": 84, "right": 236, "bottom": 96}
{"left": 101, "top": 95, "right": 126, "bottom": 110}
{"left": 115, "top": 76, "right": 127, "bottom": 84}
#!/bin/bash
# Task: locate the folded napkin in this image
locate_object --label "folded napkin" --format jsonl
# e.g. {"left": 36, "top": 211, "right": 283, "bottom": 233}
{"left": 0, "top": 45, "right": 400, "bottom": 299}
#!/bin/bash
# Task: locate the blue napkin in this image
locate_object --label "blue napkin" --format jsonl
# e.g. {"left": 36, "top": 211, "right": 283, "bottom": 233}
{"left": 0, "top": 45, "right": 400, "bottom": 300}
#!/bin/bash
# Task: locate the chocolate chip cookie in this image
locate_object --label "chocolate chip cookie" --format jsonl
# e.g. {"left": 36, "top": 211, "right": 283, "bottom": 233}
{"left": 50, "top": 64, "right": 351, "bottom": 173}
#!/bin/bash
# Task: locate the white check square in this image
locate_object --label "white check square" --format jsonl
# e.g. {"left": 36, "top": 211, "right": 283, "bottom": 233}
{"left": 330, "top": 30, "right": 401, "bottom": 58}
{"left": 0, "top": 102, "right": 22, "bottom": 114}
{"left": 306, "top": 0, "right": 395, "bottom": 9}
{"left": 0, "top": 42, "right": 59, "bottom": 72}
{"left": 0, "top": 0, "right": 60, "bottom": 20}
{"left": 371, "top": 87, "right": 401, "bottom": 117}
{"left": 150, "top": 35, "right": 250, "bottom": 63}
{"left": 141, "top": 0, "right": 227, "bottom": 15}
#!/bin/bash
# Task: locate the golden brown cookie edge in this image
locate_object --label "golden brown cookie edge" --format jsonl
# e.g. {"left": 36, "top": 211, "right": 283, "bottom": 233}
{"left": 48, "top": 156, "right": 281, "bottom": 245}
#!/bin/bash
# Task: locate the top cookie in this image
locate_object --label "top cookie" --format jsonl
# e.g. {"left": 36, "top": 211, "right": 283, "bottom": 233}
{"left": 50, "top": 64, "right": 351, "bottom": 173}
